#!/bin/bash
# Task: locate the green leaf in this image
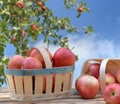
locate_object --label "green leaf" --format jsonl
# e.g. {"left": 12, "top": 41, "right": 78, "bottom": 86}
{"left": 77, "top": 13, "right": 81, "bottom": 18}
{"left": 25, "top": 1, "right": 33, "bottom": 7}
{"left": 84, "top": 7, "right": 90, "bottom": 12}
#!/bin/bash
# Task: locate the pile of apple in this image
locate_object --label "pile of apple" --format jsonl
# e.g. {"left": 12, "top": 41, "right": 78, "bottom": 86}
{"left": 75, "top": 63, "right": 120, "bottom": 104}
{"left": 7, "top": 47, "right": 76, "bottom": 70}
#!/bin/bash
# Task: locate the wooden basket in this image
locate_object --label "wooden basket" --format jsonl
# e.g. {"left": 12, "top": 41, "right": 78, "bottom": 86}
{"left": 80, "top": 58, "right": 120, "bottom": 91}
{"left": 5, "top": 47, "right": 75, "bottom": 101}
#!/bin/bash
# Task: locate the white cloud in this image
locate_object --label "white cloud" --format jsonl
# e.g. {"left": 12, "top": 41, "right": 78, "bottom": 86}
{"left": 35, "top": 34, "right": 120, "bottom": 84}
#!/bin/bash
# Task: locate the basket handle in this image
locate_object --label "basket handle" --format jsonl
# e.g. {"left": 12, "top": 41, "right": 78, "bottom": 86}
{"left": 34, "top": 47, "right": 52, "bottom": 68}
{"left": 99, "top": 58, "right": 110, "bottom": 92}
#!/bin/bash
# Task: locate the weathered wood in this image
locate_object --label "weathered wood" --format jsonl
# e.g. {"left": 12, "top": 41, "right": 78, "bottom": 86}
{"left": 0, "top": 87, "right": 106, "bottom": 104}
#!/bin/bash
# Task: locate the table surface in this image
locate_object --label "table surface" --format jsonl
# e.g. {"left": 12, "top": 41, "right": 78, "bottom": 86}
{"left": 0, "top": 87, "right": 106, "bottom": 104}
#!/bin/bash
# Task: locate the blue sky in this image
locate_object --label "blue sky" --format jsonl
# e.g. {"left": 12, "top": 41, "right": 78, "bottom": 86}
{"left": 4, "top": 0, "right": 120, "bottom": 86}
{"left": 45, "top": 0, "right": 120, "bottom": 83}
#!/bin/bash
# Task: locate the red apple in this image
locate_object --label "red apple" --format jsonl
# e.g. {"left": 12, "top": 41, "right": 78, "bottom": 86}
{"left": 28, "top": 47, "right": 52, "bottom": 68}
{"left": 115, "top": 70, "right": 120, "bottom": 83}
{"left": 11, "top": 37, "right": 17, "bottom": 42}
{"left": 41, "top": 6, "right": 46, "bottom": 11}
{"left": 21, "top": 57, "right": 42, "bottom": 69}
{"left": 102, "top": 83, "right": 120, "bottom": 104}
{"left": 75, "top": 76, "right": 81, "bottom": 91}
{"left": 8, "top": 55, "right": 25, "bottom": 69}
{"left": 53, "top": 47, "right": 76, "bottom": 67}
{"left": 37, "top": 1, "right": 43, "bottom": 7}
{"left": 105, "top": 73, "right": 116, "bottom": 85}
{"left": 16, "top": 1, "right": 25, "bottom": 8}
{"left": 76, "top": 75, "right": 99, "bottom": 99}
{"left": 88, "top": 63, "right": 100, "bottom": 78}
{"left": 77, "top": 7, "right": 83, "bottom": 12}
{"left": 31, "top": 24, "right": 37, "bottom": 31}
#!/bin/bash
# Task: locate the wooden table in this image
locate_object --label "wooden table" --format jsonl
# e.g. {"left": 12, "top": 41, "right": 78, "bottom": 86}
{"left": 0, "top": 87, "right": 106, "bottom": 104}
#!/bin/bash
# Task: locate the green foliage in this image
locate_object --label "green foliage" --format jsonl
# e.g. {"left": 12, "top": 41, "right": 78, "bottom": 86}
{"left": 0, "top": 0, "right": 94, "bottom": 87}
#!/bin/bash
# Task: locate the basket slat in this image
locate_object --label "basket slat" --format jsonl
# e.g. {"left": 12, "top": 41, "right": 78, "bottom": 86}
{"left": 6, "top": 75, "right": 16, "bottom": 94}
{"left": 35, "top": 75, "right": 43, "bottom": 94}
{"left": 69, "top": 72, "right": 73, "bottom": 90}
{"left": 54, "top": 74, "right": 63, "bottom": 93}
{"left": 23, "top": 76, "right": 32, "bottom": 95}
{"left": 63, "top": 73, "right": 70, "bottom": 91}
{"left": 14, "top": 76, "right": 24, "bottom": 94}
{"left": 46, "top": 74, "right": 53, "bottom": 93}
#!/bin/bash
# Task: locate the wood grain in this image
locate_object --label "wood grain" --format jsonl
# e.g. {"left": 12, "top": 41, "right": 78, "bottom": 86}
{"left": 0, "top": 87, "right": 106, "bottom": 104}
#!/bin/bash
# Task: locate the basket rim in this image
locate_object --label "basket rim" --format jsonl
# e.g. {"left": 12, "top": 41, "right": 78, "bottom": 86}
{"left": 5, "top": 65, "right": 75, "bottom": 76}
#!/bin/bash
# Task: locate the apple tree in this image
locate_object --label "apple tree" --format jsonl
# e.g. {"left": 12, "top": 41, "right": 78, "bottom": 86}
{"left": 0, "top": 0, "right": 94, "bottom": 87}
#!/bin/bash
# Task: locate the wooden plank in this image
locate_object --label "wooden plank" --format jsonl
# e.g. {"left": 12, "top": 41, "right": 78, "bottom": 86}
{"left": 54, "top": 74, "right": 63, "bottom": 93}
{"left": 69, "top": 72, "right": 73, "bottom": 89}
{"left": 63, "top": 73, "right": 70, "bottom": 91}
{"left": 46, "top": 74, "right": 53, "bottom": 93}
{"left": 14, "top": 76, "right": 24, "bottom": 94}
{"left": 23, "top": 76, "right": 32, "bottom": 95}
{"left": 35, "top": 75, "right": 43, "bottom": 94}
{"left": 0, "top": 87, "right": 106, "bottom": 104}
{"left": 5, "top": 75, "right": 15, "bottom": 94}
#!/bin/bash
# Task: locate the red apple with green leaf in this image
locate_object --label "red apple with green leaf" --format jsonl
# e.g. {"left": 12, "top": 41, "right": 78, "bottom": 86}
{"left": 53, "top": 47, "right": 76, "bottom": 67}
{"left": 77, "top": 7, "right": 83, "bottom": 12}
{"left": 37, "top": 1, "right": 43, "bottom": 7}
{"left": 16, "top": 1, "right": 25, "bottom": 8}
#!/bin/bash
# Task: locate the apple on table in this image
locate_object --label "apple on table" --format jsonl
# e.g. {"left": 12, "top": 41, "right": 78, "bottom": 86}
{"left": 102, "top": 83, "right": 120, "bottom": 104}
{"left": 75, "top": 74, "right": 99, "bottom": 99}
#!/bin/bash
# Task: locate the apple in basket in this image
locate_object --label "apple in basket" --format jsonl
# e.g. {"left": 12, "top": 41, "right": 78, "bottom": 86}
{"left": 21, "top": 57, "right": 42, "bottom": 69}
{"left": 102, "top": 83, "right": 120, "bottom": 104}
{"left": 53, "top": 47, "right": 76, "bottom": 67}
{"left": 105, "top": 73, "right": 116, "bottom": 85}
{"left": 115, "top": 70, "right": 120, "bottom": 83}
{"left": 28, "top": 47, "right": 52, "bottom": 68}
{"left": 88, "top": 63, "right": 100, "bottom": 78}
{"left": 7, "top": 55, "right": 25, "bottom": 69}
{"left": 75, "top": 75, "right": 99, "bottom": 99}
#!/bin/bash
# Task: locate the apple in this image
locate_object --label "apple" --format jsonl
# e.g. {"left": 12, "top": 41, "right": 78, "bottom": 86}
{"left": 105, "top": 73, "right": 116, "bottom": 85}
{"left": 31, "top": 24, "right": 37, "bottom": 31}
{"left": 11, "top": 37, "right": 17, "bottom": 42}
{"left": 88, "top": 63, "right": 100, "bottom": 78}
{"left": 21, "top": 57, "right": 42, "bottom": 69}
{"left": 102, "top": 83, "right": 120, "bottom": 104}
{"left": 37, "top": 1, "right": 43, "bottom": 7}
{"left": 77, "top": 7, "right": 83, "bottom": 12}
{"left": 8, "top": 55, "right": 25, "bottom": 69}
{"left": 115, "top": 70, "right": 120, "bottom": 83}
{"left": 16, "top": 1, "right": 25, "bottom": 8}
{"left": 41, "top": 6, "right": 46, "bottom": 11}
{"left": 61, "top": 25, "right": 66, "bottom": 29}
{"left": 76, "top": 75, "right": 99, "bottom": 99}
{"left": 53, "top": 47, "right": 76, "bottom": 67}
{"left": 28, "top": 47, "right": 52, "bottom": 68}
{"left": 75, "top": 76, "right": 81, "bottom": 91}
